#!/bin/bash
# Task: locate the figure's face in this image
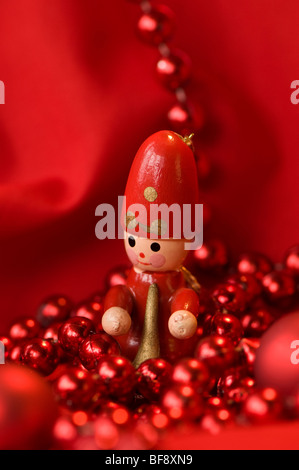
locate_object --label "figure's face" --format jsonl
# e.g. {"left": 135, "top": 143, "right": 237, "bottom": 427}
{"left": 124, "top": 232, "right": 188, "bottom": 272}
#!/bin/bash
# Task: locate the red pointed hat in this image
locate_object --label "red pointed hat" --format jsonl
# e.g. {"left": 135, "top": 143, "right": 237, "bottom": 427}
{"left": 121, "top": 130, "right": 201, "bottom": 239}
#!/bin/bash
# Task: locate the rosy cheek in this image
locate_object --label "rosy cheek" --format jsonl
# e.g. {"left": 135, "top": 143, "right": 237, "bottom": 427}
{"left": 149, "top": 253, "right": 166, "bottom": 268}
{"left": 127, "top": 248, "right": 138, "bottom": 265}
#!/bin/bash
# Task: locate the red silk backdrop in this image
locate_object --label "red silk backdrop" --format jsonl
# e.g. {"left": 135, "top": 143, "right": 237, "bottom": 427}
{"left": 0, "top": 0, "right": 299, "bottom": 332}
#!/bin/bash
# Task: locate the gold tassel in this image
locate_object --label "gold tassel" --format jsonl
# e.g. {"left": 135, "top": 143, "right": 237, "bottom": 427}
{"left": 133, "top": 283, "right": 160, "bottom": 369}
{"left": 180, "top": 266, "right": 202, "bottom": 294}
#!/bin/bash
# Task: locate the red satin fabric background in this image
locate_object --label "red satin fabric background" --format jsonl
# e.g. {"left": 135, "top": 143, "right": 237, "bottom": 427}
{"left": 0, "top": 0, "right": 299, "bottom": 336}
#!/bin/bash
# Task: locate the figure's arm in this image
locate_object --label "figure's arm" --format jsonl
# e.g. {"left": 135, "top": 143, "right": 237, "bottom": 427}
{"left": 169, "top": 288, "right": 200, "bottom": 340}
{"left": 102, "top": 285, "right": 134, "bottom": 336}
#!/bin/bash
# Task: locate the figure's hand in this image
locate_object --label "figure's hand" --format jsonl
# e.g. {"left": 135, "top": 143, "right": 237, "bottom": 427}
{"left": 168, "top": 310, "right": 197, "bottom": 340}
{"left": 102, "top": 307, "right": 132, "bottom": 336}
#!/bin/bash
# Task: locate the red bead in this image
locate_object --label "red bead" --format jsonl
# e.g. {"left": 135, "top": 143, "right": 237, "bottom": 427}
{"left": 100, "top": 401, "right": 132, "bottom": 427}
{"left": 72, "top": 299, "right": 104, "bottom": 329}
{"left": 134, "top": 404, "right": 170, "bottom": 431}
{"left": 237, "top": 337, "right": 260, "bottom": 371}
{"left": 9, "top": 344, "right": 23, "bottom": 363}
{"left": 193, "top": 239, "right": 229, "bottom": 270}
{"left": 237, "top": 252, "right": 273, "bottom": 280}
{"left": 161, "top": 384, "right": 203, "bottom": 421}
{"left": 137, "top": 5, "right": 175, "bottom": 46}
{"left": 168, "top": 102, "right": 204, "bottom": 135}
{"left": 42, "top": 322, "right": 61, "bottom": 342}
{"left": 156, "top": 50, "right": 191, "bottom": 90}
{"left": 242, "top": 388, "right": 282, "bottom": 423}
{"left": 284, "top": 245, "right": 299, "bottom": 276}
{"left": 95, "top": 356, "right": 136, "bottom": 398}
{"left": 79, "top": 333, "right": 120, "bottom": 371}
{"left": 195, "top": 335, "right": 237, "bottom": 376}
{"left": 20, "top": 338, "right": 59, "bottom": 376}
{"left": 37, "top": 295, "right": 73, "bottom": 327}
{"left": 218, "top": 369, "right": 255, "bottom": 405}
{"left": 212, "top": 283, "right": 247, "bottom": 314}
{"left": 226, "top": 273, "right": 262, "bottom": 303}
{"left": 136, "top": 358, "right": 173, "bottom": 401}
{"left": 262, "top": 270, "right": 296, "bottom": 305}
{"left": 201, "top": 407, "right": 234, "bottom": 434}
{"left": 210, "top": 313, "right": 244, "bottom": 345}
{"left": 52, "top": 367, "right": 96, "bottom": 410}
{"left": 94, "top": 416, "right": 120, "bottom": 450}
{"left": 9, "top": 317, "right": 40, "bottom": 342}
{"left": 241, "top": 307, "right": 274, "bottom": 337}
{"left": 58, "top": 317, "right": 95, "bottom": 356}
{"left": 105, "top": 266, "right": 129, "bottom": 289}
{"left": 171, "top": 358, "right": 211, "bottom": 392}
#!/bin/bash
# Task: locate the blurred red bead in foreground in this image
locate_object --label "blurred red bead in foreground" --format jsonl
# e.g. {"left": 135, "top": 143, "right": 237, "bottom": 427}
{"left": 161, "top": 384, "right": 203, "bottom": 421}
{"left": 242, "top": 388, "right": 282, "bottom": 424}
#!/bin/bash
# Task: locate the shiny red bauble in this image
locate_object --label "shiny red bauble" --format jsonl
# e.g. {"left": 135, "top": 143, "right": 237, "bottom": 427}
{"left": 210, "top": 313, "right": 244, "bottom": 345}
{"left": 58, "top": 317, "right": 95, "bottom": 356}
{"left": 241, "top": 307, "right": 274, "bottom": 337}
{"left": 100, "top": 401, "right": 132, "bottom": 428}
{"left": 262, "top": 270, "right": 296, "bottom": 305}
{"left": 237, "top": 252, "right": 273, "bottom": 280}
{"left": 72, "top": 298, "right": 104, "bottom": 329}
{"left": 254, "top": 312, "right": 299, "bottom": 395}
{"left": 52, "top": 367, "right": 96, "bottom": 409}
{"left": 193, "top": 239, "right": 228, "bottom": 270}
{"left": 167, "top": 102, "right": 204, "bottom": 135}
{"left": 9, "top": 317, "right": 40, "bottom": 342}
{"left": 136, "top": 358, "right": 173, "bottom": 401}
{"left": 161, "top": 384, "right": 203, "bottom": 421}
{"left": 195, "top": 335, "right": 237, "bottom": 376}
{"left": 20, "top": 338, "right": 59, "bottom": 376}
{"left": 171, "top": 358, "right": 211, "bottom": 393}
{"left": 237, "top": 337, "right": 260, "bottom": 371}
{"left": 137, "top": 5, "right": 175, "bottom": 46}
{"left": 242, "top": 388, "right": 282, "bottom": 423}
{"left": 37, "top": 295, "right": 72, "bottom": 327}
{"left": 284, "top": 245, "right": 299, "bottom": 276}
{"left": 212, "top": 283, "right": 247, "bottom": 314}
{"left": 218, "top": 369, "right": 255, "bottom": 405}
{"left": 79, "top": 333, "right": 120, "bottom": 371}
{"left": 226, "top": 273, "right": 262, "bottom": 303}
{"left": 0, "top": 364, "right": 58, "bottom": 450}
{"left": 95, "top": 356, "right": 136, "bottom": 398}
{"left": 105, "top": 266, "right": 128, "bottom": 289}
{"left": 156, "top": 50, "right": 191, "bottom": 90}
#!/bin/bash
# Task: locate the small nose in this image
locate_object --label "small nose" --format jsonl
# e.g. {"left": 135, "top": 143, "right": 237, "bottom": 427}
{"left": 139, "top": 253, "right": 145, "bottom": 258}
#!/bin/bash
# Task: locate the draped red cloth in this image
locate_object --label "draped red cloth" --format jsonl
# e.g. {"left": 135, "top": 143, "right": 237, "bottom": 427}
{"left": 0, "top": 0, "right": 299, "bottom": 449}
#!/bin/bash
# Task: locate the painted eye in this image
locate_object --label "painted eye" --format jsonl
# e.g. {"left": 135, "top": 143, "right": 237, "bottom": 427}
{"left": 150, "top": 242, "right": 161, "bottom": 252}
{"left": 128, "top": 236, "right": 136, "bottom": 248}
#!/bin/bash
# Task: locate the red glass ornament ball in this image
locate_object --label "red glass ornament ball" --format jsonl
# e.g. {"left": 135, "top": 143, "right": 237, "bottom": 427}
{"left": 0, "top": 364, "right": 58, "bottom": 450}
{"left": 20, "top": 338, "right": 59, "bottom": 376}
{"left": 95, "top": 356, "right": 137, "bottom": 398}
{"left": 237, "top": 337, "right": 260, "bottom": 371}
{"left": 134, "top": 404, "right": 170, "bottom": 431}
{"left": 37, "top": 295, "right": 73, "bottom": 327}
{"left": 105, "top": 266, "right": 129, "bottom": 289}
{"left": 99, "top": 401, "right": 132, "bottom": 428}
{"left": 242, "top": 388, "right": 282, "bottom": 423}
{"left": 241, "top": 307, "right": 274, "bottom": 337}
{"left": 52, "top": 367, "right": 96, "bottom": 409}
{"left": 237, "top": 252, "right": 273, "bottom": 280}
{"left": 262, "top": 270, "right": 296, "bottom": 304}
{"left": 72, "top": 299, "right": 104, "bottom": 329}
{"left": 226, "top": 273, "right": 262, "bottom": 303}
{"left": 161, "top": 384, "right": 203, "bottom": 421}
{"left": 58, "top": 317, "right": 95, "bottom": 356}
{"left": 137, "top": 5, "right": 175, "bottom": 46}
{"left": 171, "top": 358, "right": 211, "bottom": 392}
{"left": 218, "top": 369, "right": 255, "bottom": 405}
{"left": 212, "top": 283, "right": 247, "bottom": 314}
{"left": 79, "top": 333, "right": 120, "bottom": 371}
{"left": 156, "top": 49, "right": 191, "bottom": 90}
{"left": 284, "top": 245, "right": 299, "bottom": 276}
{"left": 254, "top": 312, "right": 299, "bottom": 395}
{"left": 193, "top": 239, "right": 228, "bottom": 270}
{"left": 210, "top": 312, "right": 244, "bottom": 345}
{"left": 195, "top": 335, "right": 237, "bottom": 376}
{"left": 9, "top": 317, "right": 40, "bottom": 342}
{"left": 136, "top": 358, "right": 173, "bottom": 401}
{"left": 168, "top": 102, "right": 204, "bottom": 135}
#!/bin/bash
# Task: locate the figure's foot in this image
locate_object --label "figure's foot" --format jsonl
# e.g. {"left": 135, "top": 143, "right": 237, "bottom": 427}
{"left": 102, "top": 307, "right": 132, "bottom": 336}
{"left": 168, "top": 310, "right": 197, "bottom": 339}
